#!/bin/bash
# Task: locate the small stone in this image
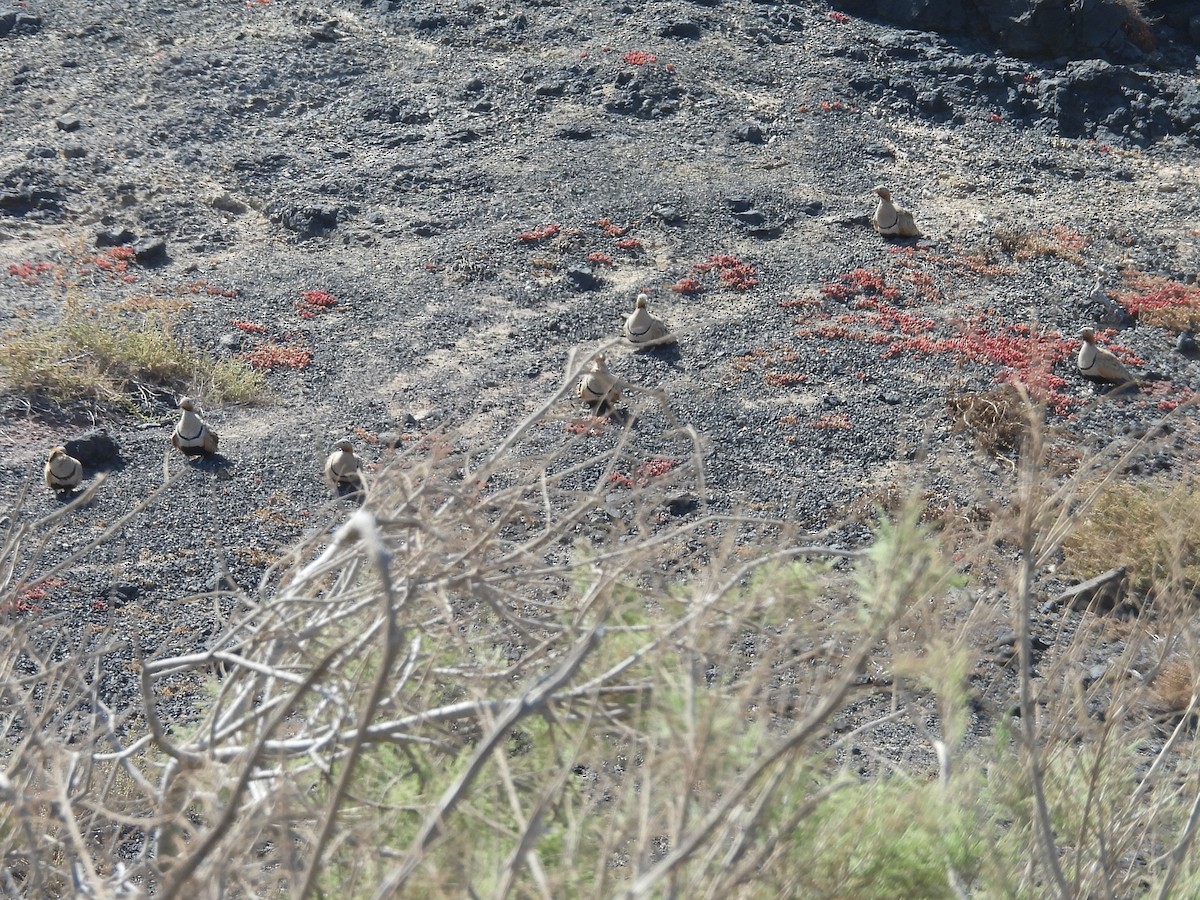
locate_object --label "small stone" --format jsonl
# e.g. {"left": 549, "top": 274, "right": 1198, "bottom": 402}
{"left": 212, "top": 193, "right": 248, "bottom": 214}
{"left": 218, "top": 332, "right": 243, "bottom": 352}
{"left": 732, "top": 208, "right": 766, "bottom": 226}
{"left": 879, "top": 391, "right": 902, "bottom": 405}
{"left": 659, "top": 19, "right": 701, "bottom": 39}
{"left": 653, "top": 204, "right": 683, "bottom": 223}
{"left": 1176, "top": 331, "right": 1198, "bottom": 355}
{"left": 556, "top": 121, "right": 594, "bottom": 139}
{"left": 54, "top": 115, "right": 81, "bottom": 132}
{"left": 0, "top": 10, "right": 41, "bottom": 36}
{"left": 733, "top": 123, "right": 764, "bottom": 143}
{"left": 410, "top": 219, "right": 443, "bottom": 237}
{"left": 1082, "top": 663, "right": 1108, "bottom": 687}
{"left": 133, "top": 236, "right": 167, "bottom": 263}
{"left": 565, "top": 264, "right": 600, "bottom": 290}
{"left": 95, "top": 228, "right": 136, "bottom": 248}
{"left": 110, "top": 582, "right": 140, "bottom": 605}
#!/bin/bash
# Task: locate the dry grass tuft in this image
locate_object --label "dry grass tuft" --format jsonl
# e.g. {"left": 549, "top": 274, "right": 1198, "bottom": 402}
{"left": 1063, "top": 478, "right": 1200, "bottom": 593}
{"left": 994, "top": 225, "right": 1090, "bottom": 265}
{"left": 947, "top": 383, "right": 1030, "bottom": 457}
{"left": 0, "top": 298, "right": 264, "bottom": 408}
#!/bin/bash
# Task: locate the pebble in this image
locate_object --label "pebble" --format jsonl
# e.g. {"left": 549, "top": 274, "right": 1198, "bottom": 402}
{"left": 96, "top": 227, "right": 136, "bottom": 248}
{"left": 653, "top": 204, "right": 683, "bottom": 223}
{"left": 565, "top": 264, "right": 600, "bottom": 290}
{"left": 133, "top": 236, "right": 167, "bottom": 263}
{"left": 733, "top": 123, "right": 765, "bottom": 143}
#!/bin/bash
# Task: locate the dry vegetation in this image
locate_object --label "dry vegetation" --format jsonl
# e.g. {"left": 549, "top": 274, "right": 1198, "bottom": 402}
{"left": 0, "top": 288, "right": 264, "bottom": 411}
{"left": 4, "top": 379, "right": 1200, "bottom": 898}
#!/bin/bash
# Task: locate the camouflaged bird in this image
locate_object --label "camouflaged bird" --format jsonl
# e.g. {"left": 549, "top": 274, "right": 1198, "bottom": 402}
{"left": 624, "top": 294, "right": 677, "bottom": 349}
{"left": 1077, "top": 326, "right": 1136, "bottom": 386}
{"left": 871, "top": 186, "right": 922, "bottom": 238}
{"left": 324, "top": 439, "right": 364, "bottom": 488}
{"left": 171, "top": 397, "right": 219, "bottom": 455}
{"left": 44, "top": 446, "right": 83, "bottom": 492}
{"left": 577, "top": 353, "right": 621, "bottom": 407}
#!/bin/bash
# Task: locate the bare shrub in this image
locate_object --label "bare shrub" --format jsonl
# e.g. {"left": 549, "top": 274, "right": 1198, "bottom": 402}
{"left": 4, "top": 376, "right": 1200, "bottom": 898}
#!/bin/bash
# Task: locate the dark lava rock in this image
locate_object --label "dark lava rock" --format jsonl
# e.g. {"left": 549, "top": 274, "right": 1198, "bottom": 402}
{"left": 733, "top": 122, "right": 765, "bottom": 143}
{"left": 95, "top": 227, "right": 136, "bottom": 248}
{"left": 133, "top": 236, "right": 167, "bottom": 263}
{"left": 565, "top": 264, "right": 600, "bottom": 291}
{"left": 653, "top": 204, "right": 684, "bottom": 224}
{"left": 556, "top": 121, "right": 594, "bottom": 139}
{"left": 108, "top": 582, "right": 140, "bottom": 605}
{"left": 732, "top": 208, "right": 766, "bottom": 226}
{"left": 272, "top": 202, "right": 339, "bottom": 236}
{"left": 1177, "top": 331, "right": 1199, "bottom": 355}
{"left": 54, "top": 115, "right": 81, "bottom": 132}
{"left": 659, "top": 20, "right": 702, "bottom": 40}
{"left": 0, "top": 9, "right": 41, "bottom": 36}
{"left": 832, "top": 0, "right": 1142, "bottom": 60}
{"left": 606, "top": 68, "right": 683, "bottom": 119}
{"left": 64, "top": 428, "right": 122, "bottom": 470}
{"left": 0, "top": 186, "right": 63, "bottom": 217}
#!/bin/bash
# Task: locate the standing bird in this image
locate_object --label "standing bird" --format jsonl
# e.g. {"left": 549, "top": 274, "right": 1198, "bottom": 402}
{"left": 871, "top": 186, "right": 922, "bottom": 238}
{"left": 171, "top": 397, "right": 219, "bottom": 455}
{"left": 44, "top": 446, "right": 83, "bottom": 492}
{"left": 1077, "top": 326, "right": 1136, "bottom": 386}
{"left": 624, "top": 293, "right": 677, "bottom": 349}
{"left": 325, "top": 440, "right": 364, "bottom": 488}
{"left": 577, "top": 353, "right": 621, "bottom": 407}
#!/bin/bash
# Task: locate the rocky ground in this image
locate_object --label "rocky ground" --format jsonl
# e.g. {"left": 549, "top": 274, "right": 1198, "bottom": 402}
{"left": 2, "top": 0, "right": 1199, "bottom": 738}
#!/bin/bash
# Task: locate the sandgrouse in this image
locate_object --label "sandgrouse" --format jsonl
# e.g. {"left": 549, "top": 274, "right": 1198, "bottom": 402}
{"left": 325, "top": 440, "right": 364, "bottom": 488}
{"left": 577, "top": 353, "right": 621, "bottom": 407}
{"left": 1077, "top": 326, "right": 1136, "bottom": 386}
{"left": 624, "top": 293, "right": 677, "bottom": 348}
{"left": 871, "top": 186, "right": 922, "bottom": 238}
{"left": 44, "top": 446, "right": 83, "bottom": 492}
{"left": 171, "top": 397, "right": 219, "bottom": 455}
